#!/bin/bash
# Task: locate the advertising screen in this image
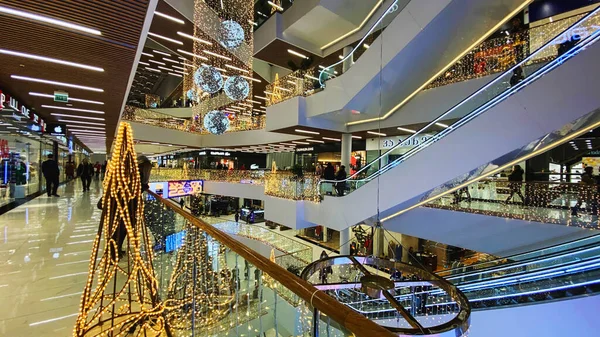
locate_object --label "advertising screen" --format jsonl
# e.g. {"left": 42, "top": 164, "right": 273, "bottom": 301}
{"left": 167, "top": 180, "right": 203, "bottom": 198}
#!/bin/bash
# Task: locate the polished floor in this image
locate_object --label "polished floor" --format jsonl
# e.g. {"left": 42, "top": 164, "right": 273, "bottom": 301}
{"left": 0, "top": 179, "right": 103, "bottom": 336}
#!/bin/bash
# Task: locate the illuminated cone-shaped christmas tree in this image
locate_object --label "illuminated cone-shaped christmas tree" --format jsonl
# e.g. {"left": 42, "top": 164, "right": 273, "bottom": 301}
{"left": 164, "top": 224, "right": 234, "bottom": 332}
{"left": 74, "top": 122, "right": 168, "bottom": 337}
{"left": 269, "top": 73, "right": 284, "bottom": 105}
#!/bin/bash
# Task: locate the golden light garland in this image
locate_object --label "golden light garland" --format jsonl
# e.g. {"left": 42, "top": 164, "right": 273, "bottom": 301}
{"left": 74, "top": 122, "right": 167, "bottom": 336}
{"left": 164, "top": 223, "right": 235, "bottom": 331}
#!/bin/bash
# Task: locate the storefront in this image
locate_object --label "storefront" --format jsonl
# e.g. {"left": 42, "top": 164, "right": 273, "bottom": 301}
{"left": 156, "top": 149, "right": 267, "bottom": 170}
{"left": 292, "top": 140, "right": 366, "bottom": 174}
{"left": 0, "top": 87, "right": 88, "bottom": 208}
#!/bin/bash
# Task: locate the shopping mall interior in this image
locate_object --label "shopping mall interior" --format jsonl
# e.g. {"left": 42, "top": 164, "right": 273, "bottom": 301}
{"left": 2, "top": 0, "right": 600, "bottom": 336}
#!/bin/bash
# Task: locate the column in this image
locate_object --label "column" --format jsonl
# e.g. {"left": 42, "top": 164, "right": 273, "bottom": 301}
{"left": 373, "top": 223, "right": 385, "bottom": 258}
{"left": 341, "top": 133, "right": 352, "bottom": 170}
{"left": 342, "top": 46, "right": 353, "bottom": 73}
{"left": 340, "top": 227, "right": 350, "bottom": 255}
{"left": 322, "top": 226, "right": 328, "bottom": 243}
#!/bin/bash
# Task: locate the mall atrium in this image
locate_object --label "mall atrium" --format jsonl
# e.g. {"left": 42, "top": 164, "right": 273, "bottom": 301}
{"left": 1, "top": 0, "right": 600, "bottom": 336}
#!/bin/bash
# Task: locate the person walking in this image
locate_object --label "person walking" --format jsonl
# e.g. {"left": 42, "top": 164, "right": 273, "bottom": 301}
{"left": 65, "top": 161, "right": 75, "bottom": 180}
{"left": 77, "top": 158, "right": 94, "bottom": 192}
{"left": 41, "top": 154, "right": 60, "bottom": 197}
{"left": 234, "top": 210, "right": 240, "bottom": 223}
{"left": 572, "top": 166, "right": 596, "bottom": 216}
{"left": 335, "top": 165, "right": 347, "bottom": 196}
{"left": 101, "top": 161, "right": 107, "bottom": 179}
{"left": 138, "top": 156, "right": 153, "bottom": 191}
{"left": 505, "top": 165, "right": 525, "bottom": 203}
{"left": 94, "top": 161, "right": 101, "bottom": 179}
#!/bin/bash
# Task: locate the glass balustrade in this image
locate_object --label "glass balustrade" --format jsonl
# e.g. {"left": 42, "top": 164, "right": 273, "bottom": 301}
{"left": 319, "top": 6, "right": 600, "bottom": 197}
{"left": 144, "top": 191, "right": 396, "bottom": 337}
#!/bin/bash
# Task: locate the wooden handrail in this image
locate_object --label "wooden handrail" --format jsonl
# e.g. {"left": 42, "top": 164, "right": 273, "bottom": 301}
{"left": 148, "top": 191, "right": 396, "bottom": 337}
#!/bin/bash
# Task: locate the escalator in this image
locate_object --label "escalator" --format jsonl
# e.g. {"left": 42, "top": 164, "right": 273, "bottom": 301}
{"left": 303, "top": 7, "right": 600, "bottom": 231}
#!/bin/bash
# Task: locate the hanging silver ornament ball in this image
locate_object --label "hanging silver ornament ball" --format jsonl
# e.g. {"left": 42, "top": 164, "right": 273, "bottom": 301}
{"left": 194, "top": 65, "right": 223, "bottom": 94}
{"left": 218, "top": 20, "right": 245, "bottom": 49}
{"left": 224, "top": 75, "right": 250, "bottom": 101}
{"left": 203, "top": 110, "right": 230, "bottom": 135}
{"left": 186, "top": 89, "right": 198, "bottom": 102}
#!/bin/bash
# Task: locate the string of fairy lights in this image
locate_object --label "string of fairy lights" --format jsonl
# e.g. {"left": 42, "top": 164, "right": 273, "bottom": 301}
{"left": 74, "top": 122, "right": 166, "bottom": 336}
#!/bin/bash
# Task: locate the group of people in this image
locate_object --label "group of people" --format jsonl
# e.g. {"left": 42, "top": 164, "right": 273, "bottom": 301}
{"left": 316, "top": 163, "right": 347, "bottom": 196}
{"left": 571, "top": 166, "right": 600, "bottom": 216}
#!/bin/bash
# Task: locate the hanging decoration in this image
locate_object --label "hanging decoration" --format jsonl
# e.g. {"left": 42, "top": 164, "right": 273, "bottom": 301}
{"left": 224, "top": 75, "right": 250, "bottom": 101}
{"left": 74, "top": 122, "right": 168, "bottom": 336}
{"left": 203, "top": 110, "right": 230, "bottom": 135}
{"left": 194, "top": 65, "right": 223, "bottom": 94}
{"left": 218, "top": 20, "right": 245, "bottom": 49}
{"left": 186, "top": 89, "right": 198, "bottom": 102}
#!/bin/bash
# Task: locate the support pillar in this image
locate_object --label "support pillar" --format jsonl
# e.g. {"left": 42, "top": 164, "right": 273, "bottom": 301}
{"left": 322, "top": 226, "right": 328, "bottom": 243}
{"left": 373, "top": 222, "right": 385, "bottom": 258}
{"left": 340, "top": 227, "right": 350, "bottom": 255}
{"left": 342, "top": 46, "right": 353, "bottom": 73}
{"left": 341, "top": 133, "right": 352, "bottom": 171}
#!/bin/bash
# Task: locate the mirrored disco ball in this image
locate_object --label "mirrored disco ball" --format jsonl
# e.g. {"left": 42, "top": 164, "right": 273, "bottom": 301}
{"left": 218, "top": 20, "right": 245, "bottom": 49}
{"left": 194, "top": 65, "right": 223, "bottom": 94}
{"left": 224, "top": 75, "right": 250, "bottom": 101}
{"left": 186, "top": 89, "right": 198, "bottom": 102}
{"left": 203, "top": 110, "right": 230, "bottom": 135}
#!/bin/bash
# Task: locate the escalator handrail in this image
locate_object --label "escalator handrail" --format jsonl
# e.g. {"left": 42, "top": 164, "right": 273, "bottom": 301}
{"left": 318, "top": 0, "right": 402, "bottom": 86}
{"left": 317, "top": 5, "right": 600, "bottom": 193}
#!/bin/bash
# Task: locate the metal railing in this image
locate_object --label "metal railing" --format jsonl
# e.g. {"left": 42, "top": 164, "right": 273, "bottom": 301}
{"left": 148, "top": 190, "right": 396, "bottom": 337}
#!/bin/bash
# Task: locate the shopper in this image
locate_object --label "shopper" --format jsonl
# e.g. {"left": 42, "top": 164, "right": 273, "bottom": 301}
{"left": 316, "top": 163, "right": 323, "bottom": 177}
{"left": 101, "top": 161, "right": 107, "bottom": 179}
{"left": 94, "top": 161, "right": 101, "bottom": 178}
{"left": 335, "top": 165, "right": 347, "bottom": 196}
{"left": 138, "top": 156, "right": 153, "bottom": 191}
{"left": 323, "top": 163, "right": 335, "bottom": 180}
{"left": 505, "top": 165, "right": 525, "bottom": 203}
{"left": 65, "top": 161, "right": 75, "bottom": 180}
{"left": 41, "top": 154, "right": 60, "bottom": 197}
{"left": 77, "top": 158, "right": 94, "bottom": 192}
{"left": 235, "top": 210, "right": 240, "bottom": 223}
{"left": 509, "top": 67, "right": 524, "bottom": 87}
{"left": 572, "top": 166, "right": 596, "bottom": 216}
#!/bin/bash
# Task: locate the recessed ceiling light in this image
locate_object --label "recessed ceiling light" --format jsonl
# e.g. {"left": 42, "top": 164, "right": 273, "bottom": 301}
{"left": 153, "top": 50, "right": 171, "bottom": 57}
{"left": 157, "top": 66, "right": 171, "bottom": 72}
{"left": 57, "top": 119, "right": 105, "bottom": 126}
{"left": 363, "top": 43, "right": 370, "bottom": 49}
{"left": 50, "top": 114, "right": 104, "bottom": 121}
{"left": 268, "top": 1, "right": 284, "bottom": 11}
{"left": 225, "top": 64, "right": 249, "bottom": 73}
{"left": 11, "top": 75, "right": 103, "bottom": 92}
{"left": 176, "top": 31, "right": 212, "bottom": 45}
{"left": 149, "top": 59, "right": 166, "bottom": 66}
{"left": 66, "top": 126, "right": 105, "bottom": 131}
{"left": 367, "top": 131, "right": 386, "bottom": 136}
{"left": 255, "top": 96, "right": 268, "bottom": 100}
{"left": 397, "top": 127, "right": 416, "bottom": 133}
{"left": 292, "top": 141, "right": 310, "bottom": 145}
{"left": 69, "top": 129, "right": 105, "bottom": 134}
{"left": 154, "top": 11, "right": 185, "bottom": 24}
{"left": 323, "top": 137, "right": 341, "bottom": 141}
{"left": 435, "top": 122, "right": 449, "bottom": 128}
{"left": 241, "top": 75, "right": 261, "bottom": 83}
{"left": 0, "top": 49, "right": 104, "bottom": 72}
{"left": 287, "top": 49, "right": 308, "bottom": 59}
{"left": 163, "top": 57, "right": 180, "bottom": 64}
{"left": 145, "top": 67, "right": 161, "bottom": 73}
{"left": 177, "top": 49, "right": 208, "bottom": 60}
{"left": 41, "top": 105, "right": 104, "bottom": 114}
{"left": 139, "top": 61, "right": 150, "bottom": 66}
{"left": 295, "top": 129, "right": 319, "bottom": 135}
{"left": 338, "top": 55, "right": 343, "bottom": 60}
{"left": 141, "top": 52, "right": 153, "bottom": 57}
{"left": 286, "top": 80, "right": 297, "bottom": 86}
{"left": 148, "top": 32, "right": 183, "bottom": 45}
{"left": 168, "top": 72, "right": 182, "bottom": 77}
{"left": 29, "top": 92, "right": 104, "bottom": 105}
{"left": 306, "top": 139, "right": 325, "bottom": 143}
{"left": 203, "top": 50, "right": 232, "bottom": 61}
{"left": 0, "top": 5, "right": 101, "bottom": 35}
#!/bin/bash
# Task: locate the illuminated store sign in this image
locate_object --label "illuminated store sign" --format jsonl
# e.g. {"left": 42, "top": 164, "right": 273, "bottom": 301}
{"left": 0, "top": 88, "right": 46, "bottom": 132}
{"left": 198, "top": 150, "right": 231, "bottom": 156}
{"left": 366, "top": 134, "right": 434, "bottom": 151}
{"left": 295, "top": 147, "right": 314, "bottom": 152}
{"left": 167, "top": 179, "right": 203, "bottom": 198}
{"left": 165, "top": 230, "right": 186, "bottom": 253}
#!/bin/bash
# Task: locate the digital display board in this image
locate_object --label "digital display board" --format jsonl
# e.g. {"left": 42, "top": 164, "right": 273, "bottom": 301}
{"left": 167, "top": 180, "right": 203, "bottom": 198}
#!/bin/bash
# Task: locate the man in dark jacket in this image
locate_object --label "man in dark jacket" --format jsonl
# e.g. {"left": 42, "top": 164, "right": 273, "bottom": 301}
{"left": 41, "top": 154, "right": 60, "bottom": 197}
{"left": 335, "top": 165, "right": 347, "bottom": 196}
{"left": 77, "top": 158, "right": 94, "bottom": 192}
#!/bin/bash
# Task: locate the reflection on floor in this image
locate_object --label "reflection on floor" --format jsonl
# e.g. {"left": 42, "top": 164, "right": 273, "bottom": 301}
{"left": 0, "top": 178, "right": 104, "bottom": 337}
{"left": 428, "top": 196, "right": 600, "bottom": 229}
